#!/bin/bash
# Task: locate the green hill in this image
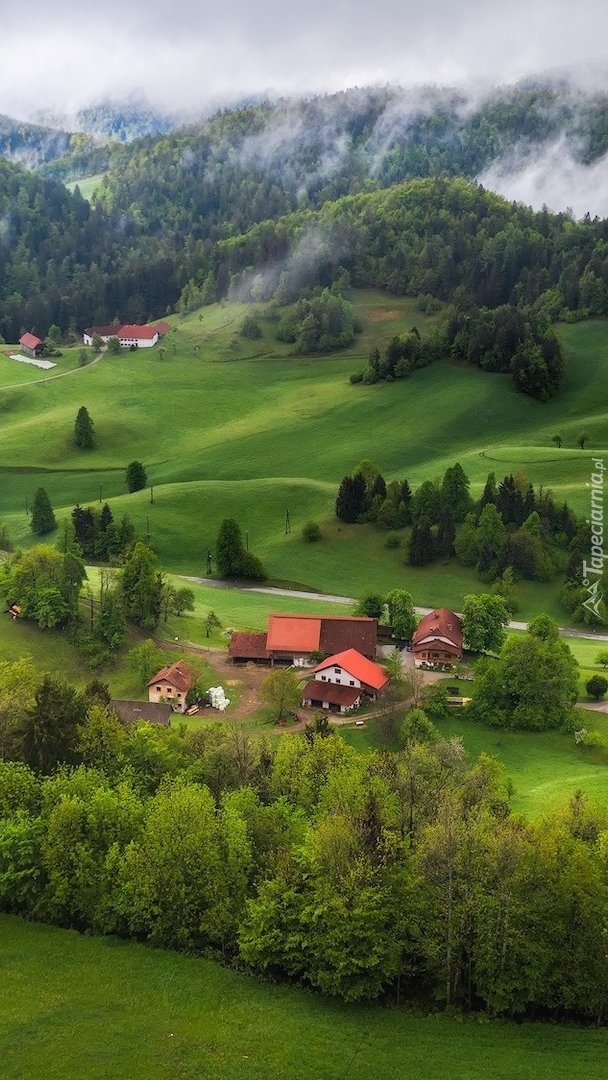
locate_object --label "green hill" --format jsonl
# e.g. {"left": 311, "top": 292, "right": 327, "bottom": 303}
{"left": 0, "top": 293, "right": 605, "bottom": 618}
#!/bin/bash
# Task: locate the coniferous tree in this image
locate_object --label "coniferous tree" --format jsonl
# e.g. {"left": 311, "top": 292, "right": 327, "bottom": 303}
{"left": 74, "top": 406, "right": 95, "bottom": 449}
{"left": 30, "top": 488, "right": 56, "bottom": 536}
{"left": 126, "top": 461, "right": 147, "bottom": 493}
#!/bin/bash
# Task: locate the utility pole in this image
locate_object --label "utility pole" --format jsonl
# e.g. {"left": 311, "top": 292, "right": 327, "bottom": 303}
{"left": 146, "top": 516, "right": 150, "bottom": 539}
{"left": 150, "top": 485, "right": 154, "bottom": 504}
{"left": 285, "top": 509, "right": 291, "bottom": 534}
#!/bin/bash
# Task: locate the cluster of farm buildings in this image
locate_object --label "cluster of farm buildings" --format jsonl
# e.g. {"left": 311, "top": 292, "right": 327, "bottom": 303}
{"left": 111, "top": 608, "right": 463, "bottom": 725}
{"left": 17, "top": 321, "right": 172, "bottom": 357}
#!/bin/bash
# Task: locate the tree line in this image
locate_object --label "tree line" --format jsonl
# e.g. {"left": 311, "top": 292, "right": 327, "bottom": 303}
{"left": 0, "top": 693, "right": 607, "bottom": 1019}
{"left": 335, "top": 459, "right": 590, "bottom": 619}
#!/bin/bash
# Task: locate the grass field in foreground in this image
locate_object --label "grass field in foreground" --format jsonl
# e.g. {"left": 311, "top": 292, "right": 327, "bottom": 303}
{"left": 1, "top": 916, "right": 606, "bottom": 1080}
{"left": 0, "top": 295, "right": 606, "bottom": 619}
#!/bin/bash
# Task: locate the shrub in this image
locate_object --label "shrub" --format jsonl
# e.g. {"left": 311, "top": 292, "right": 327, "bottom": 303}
{"left": 302, "top": 521, "right": 322, "bottom": 542}
{"left": 587, "top": 674, "right": 608, "bottom": 701}
{"left": 385, "top": 532, "right": 401, "bottom": 548}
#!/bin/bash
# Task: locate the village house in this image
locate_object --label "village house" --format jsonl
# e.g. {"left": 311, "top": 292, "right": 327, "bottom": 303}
{"left": 229, "top": 613, "right": 378, "bottom": 666}
{"left": 19, "top": 332, "right": 44, "bottom": 357}
{"left": 148, "top": 661, "right": 195, "bottom": 714}
{"left": 301, "top": 648, "right": 389, "bottom": 714}
{"left": 82, "top": 324, "right": 159, "bottom": 349}
{"left": 411, "top": 608, "right": 463, "bottom": 669}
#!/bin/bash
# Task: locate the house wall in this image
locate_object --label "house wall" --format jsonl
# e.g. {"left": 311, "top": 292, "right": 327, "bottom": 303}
{"left": 303, "top": 695, "right": 354, "bottom": 714}
{"left": 316, "top": 666, "right": 361, "bottom": 689}
{"left": 119, "top": 334, "right": 158, "bottom": 348}
{"left": 149, "top": 679, "right": 187, "bottom": 713}
{"left": 414, "top": 646, "right": 459, "bottom": 668}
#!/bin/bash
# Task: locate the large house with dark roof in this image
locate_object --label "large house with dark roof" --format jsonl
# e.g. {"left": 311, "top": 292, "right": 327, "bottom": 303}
{"left": 302, "top": 648, "right": 389, "bottom": 713}
{"left": 411, "top": 608, "right": 463, "bottom": 669}
{"left": 229, "top": 613, "right": 378, "bottom": 666}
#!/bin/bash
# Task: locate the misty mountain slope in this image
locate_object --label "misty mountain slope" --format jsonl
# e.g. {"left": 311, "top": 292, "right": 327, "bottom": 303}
{"left": 0, "top": 114, "right": 71, "bottom": 169}
{"left": 42, "top": 79, "right": 608, "bottom": 218}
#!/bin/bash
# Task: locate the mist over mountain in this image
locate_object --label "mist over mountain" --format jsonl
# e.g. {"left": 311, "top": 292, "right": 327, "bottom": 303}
{"left": 2, "top": 77, "right": 607, "bottom": 216}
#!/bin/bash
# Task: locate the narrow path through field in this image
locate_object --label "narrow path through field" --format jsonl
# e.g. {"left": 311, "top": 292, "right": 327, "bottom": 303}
{"left": 0, "top": 347, "right": 105, "bottom": 392}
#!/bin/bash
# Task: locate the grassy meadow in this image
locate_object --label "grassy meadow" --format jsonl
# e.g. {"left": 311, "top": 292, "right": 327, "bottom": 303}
{"left": 1, "top": 914, "right": 606, "bottom": 1080}
{"left": 0, "top": 294, "right": 605, "bottom": 617}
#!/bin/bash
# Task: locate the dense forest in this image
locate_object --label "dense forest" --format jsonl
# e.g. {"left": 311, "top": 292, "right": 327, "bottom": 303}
{"left": 5, "top": 79, "right": 608, "bottom": 354}
{"left": 2, "top": 687, "right": 608, "bottom": 1020}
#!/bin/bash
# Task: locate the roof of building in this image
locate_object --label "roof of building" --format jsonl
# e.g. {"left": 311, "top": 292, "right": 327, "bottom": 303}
{"left": 313, "top": 648, "right": 389, "bottom": 691}
{"left": 229, "top": 631, "right": 270, "bottom": 659}
{"left": 84, "top": 325, "right": 121, "bottom": 338}
{"left": 412, "top": 609, "right": 463, "bottom": 652}
{"left": 110, "top": 700, "right": 173, "bottom": 726}
{"left": 265, "top": 613, "right": 377, "bottom": 656}
{"left": 148, "top": 661, "right": 195, "bottom": 693}
{"left": 319, "top": 617, "right": 377, "bottom": 658}
{"left": 119, "top": 324, "right": 158, "bottom": 340}
{"left": 302, "top": 680, "right": 362, "bottom": 707}
{"left": 266, "top": 614, "right": 322, "bottom": 653}
{"left": 19, "top": 332, "right": 44, "bottom": 349}
{"left": 153, "top": 321, "right": 172, "bottom": 336}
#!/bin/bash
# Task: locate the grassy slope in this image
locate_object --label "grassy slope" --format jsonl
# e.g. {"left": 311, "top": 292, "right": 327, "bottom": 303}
{"left": 1, "top": 916, "right": 606, "bottom": 1080}
{"left": 0, "top": 295, "right": 605, "bottom": 618}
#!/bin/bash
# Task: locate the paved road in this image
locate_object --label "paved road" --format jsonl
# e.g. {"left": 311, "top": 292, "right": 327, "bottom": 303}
{"left": 182, "top": 576, "right": 608, "bottom": 644}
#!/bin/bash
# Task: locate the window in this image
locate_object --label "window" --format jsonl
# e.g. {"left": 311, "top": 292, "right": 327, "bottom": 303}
{"left": 334, "top": 667, "right": 342, "bottom": 674}
{"left": 155, "top": 685, "right": 161, "bottom": 692}
{"left": 349, "top": 680, "right": 355, "bottom": 686}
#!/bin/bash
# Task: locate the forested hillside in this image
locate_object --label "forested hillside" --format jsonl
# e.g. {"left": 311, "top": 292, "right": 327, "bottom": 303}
{"left": 6, "top": 78, "right": 608, "bottom": 343}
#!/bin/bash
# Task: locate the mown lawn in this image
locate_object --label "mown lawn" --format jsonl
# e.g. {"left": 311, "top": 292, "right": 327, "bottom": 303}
{"left": 1, "top": 916, "right": 606, "bottom": 1080}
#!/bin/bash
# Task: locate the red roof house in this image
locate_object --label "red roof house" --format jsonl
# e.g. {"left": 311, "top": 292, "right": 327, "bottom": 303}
{"left": 19, "top": 332, "right": 44, "bottom": 357}
{"left": 302, "top": 647, "right": 388, "bottom": 713}
{"left": 148, "top": 661, "right": 195, "bottom": 713}
{"left": 411, "top": 609, "right": 463, "bottom": 669}
{"left": 82, "top": 324, "right": 159, "bottom": 349}
{"left": 312, "top": 649, "right": 389, "bottom": 693}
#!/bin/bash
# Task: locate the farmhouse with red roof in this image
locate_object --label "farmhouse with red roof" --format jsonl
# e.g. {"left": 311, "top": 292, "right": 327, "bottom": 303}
{"left": 148, "top": 661, "right": 196, "bottom": 714}
{"left": 82, "top": 324, "right": 159, "bottom": 349}
{"left": 19, "top": 332, "right": 44, "bottom": 357}
{"left": 302, "top": 648, "right": 388, "bottom": 713}
{"left": 411, "top": 608, "right": 463, "bottom": 669}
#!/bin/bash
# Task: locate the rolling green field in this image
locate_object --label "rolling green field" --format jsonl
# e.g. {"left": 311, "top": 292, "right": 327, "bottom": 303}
{"left": 1, "top": 915, "right": 606, "bottom": 1080}
{"left": 0, "top": 294, "right": 606, "bottom": 618}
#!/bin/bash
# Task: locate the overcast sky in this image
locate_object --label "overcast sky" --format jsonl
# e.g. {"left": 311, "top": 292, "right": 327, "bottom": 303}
{"left": 3, "top": 0, "right": 608, "bottom": 119}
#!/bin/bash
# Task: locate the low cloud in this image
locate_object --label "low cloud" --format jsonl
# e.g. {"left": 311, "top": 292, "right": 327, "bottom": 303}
{"left": 478, "top": 137, "right": 608, "bottom": 219}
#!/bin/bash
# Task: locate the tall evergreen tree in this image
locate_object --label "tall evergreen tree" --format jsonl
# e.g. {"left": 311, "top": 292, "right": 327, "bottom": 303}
{"left": 74, "top": 406, "right": 95, "bottom": 449}
{"left": 30, "top": 488, "right": 56, "bottom": 536}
